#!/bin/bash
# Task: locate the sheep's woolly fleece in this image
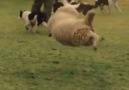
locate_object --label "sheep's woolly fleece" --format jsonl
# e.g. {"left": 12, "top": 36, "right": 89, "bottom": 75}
{"left": 47, "top": 3, "right": 101, "bottom": 49}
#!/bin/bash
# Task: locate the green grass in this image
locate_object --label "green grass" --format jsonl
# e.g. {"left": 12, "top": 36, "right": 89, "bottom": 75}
{"left": 0, "top": 0, "right": 129, "bottom": 90}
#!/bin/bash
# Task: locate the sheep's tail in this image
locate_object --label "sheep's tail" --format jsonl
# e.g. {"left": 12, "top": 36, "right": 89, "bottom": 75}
{"left": 84, "top": 12, "right": 95, "bottom": 26}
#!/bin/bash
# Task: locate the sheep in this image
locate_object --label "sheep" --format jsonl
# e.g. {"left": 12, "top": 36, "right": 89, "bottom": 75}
{"left": 94, "top": 0, "right": 122, "bottom": 13}
{"left": 19, "top": 10, "right": 47, "bottom": 33}
{"left": 47, "top": 1, "right": 102, "bottom": 50}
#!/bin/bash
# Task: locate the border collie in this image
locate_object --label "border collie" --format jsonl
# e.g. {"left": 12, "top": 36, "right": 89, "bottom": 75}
{"left": 52, "top": 0, "right": 64, "bottom": 14}
{"left": 52, "top": 0, "right": 95, "bottom": 15}
{"left": 94, "top": 0, "right": 122, "bottom": 12}
{"left": 52, "top": 0, "right": 75, "bottom": 13}
{"left": 76, "top": 3, "right": 96, "bottom": 15}
{"left": 19, "top": 10, "right": 47, "bottom": 33}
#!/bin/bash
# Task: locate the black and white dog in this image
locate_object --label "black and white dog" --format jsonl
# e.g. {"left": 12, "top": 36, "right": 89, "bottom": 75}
{"left": 52, "top": 0, "right": 74, "bottom": 13}
{"left": 76, "top": 3, "right": 96, "bottom": 15}
{"left": 52, "top": 0, "right": 96, "bottom": 15}
{"left": 19, "top": 10, "right": 47, "bottom": 33}
{"left": 52, "top": 0, "right": 64, "bottom": 14}
{"left": 67, "top": 0, "right": 96, "bottom": 15}
{"left": 94, "top": 0, "right": 122, "bottom": 12}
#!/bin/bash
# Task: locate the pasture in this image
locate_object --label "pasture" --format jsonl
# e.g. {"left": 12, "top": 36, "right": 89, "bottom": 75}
{"left": 0, "top": 0, "right": 129, "bottom": 90}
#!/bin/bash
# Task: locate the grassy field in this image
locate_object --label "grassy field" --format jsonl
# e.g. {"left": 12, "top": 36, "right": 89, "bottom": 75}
{"left": 0, "top": 0, "right": 129, "bottom": 90}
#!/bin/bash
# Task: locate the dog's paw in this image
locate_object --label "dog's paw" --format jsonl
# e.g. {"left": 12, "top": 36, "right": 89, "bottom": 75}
{"left": 25, "top": 26, "right": 29, "bottom": 30}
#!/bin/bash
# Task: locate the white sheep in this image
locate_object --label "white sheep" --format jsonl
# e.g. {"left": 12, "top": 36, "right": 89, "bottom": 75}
{"left": 47, "top": 1, "right": 102, "bottom": 50}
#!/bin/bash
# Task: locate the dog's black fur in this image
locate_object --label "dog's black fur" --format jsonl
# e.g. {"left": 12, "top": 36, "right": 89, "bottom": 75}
{"left": 94, "top": 0, "right": 109, "bottom": 11}
{"left": 20, "top": 10, "right": 47, "bottom": 25}
{"left": 77, "top": 3, "right": 96, "bottom": 15}
{"left": 28, "top": 12, "right": 47, "bottom": 26}
{"left": 94, "top": 0, "right": 122, "bottom": 13}
{"left": 53, "top": 0, "right": 64, "bottom": 13}
{"left": 52, "top": 0, "right": 78, "bottom": 13}
{"left": 52, "top": 0, "right": 95, "bottom": 15}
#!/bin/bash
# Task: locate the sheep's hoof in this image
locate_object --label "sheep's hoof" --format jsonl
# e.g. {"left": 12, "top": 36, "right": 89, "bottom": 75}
{"left": 93, "top": 47, "right": 97, "bottom": 51}
{"left": 49, "top": 33, "right": 51, "bottom": 37}
{"left": 101, "top": 37, "right": 104, "bottom": 41}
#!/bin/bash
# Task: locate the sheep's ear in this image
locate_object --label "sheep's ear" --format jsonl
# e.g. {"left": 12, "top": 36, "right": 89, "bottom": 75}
{"left": 84, "top": 12, "right": 95, "bottom": 26}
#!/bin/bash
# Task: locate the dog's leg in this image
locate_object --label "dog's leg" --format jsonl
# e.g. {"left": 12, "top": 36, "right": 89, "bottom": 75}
{"left": 107, "top": 5, "right": 111, "bottom": 13}
{"left": 108, "top": 0, "right": 114, "bottom": 13}
{"left": 100, "top": 4, "right": 104, "bottom": 12}
{"left": 25, "top": 24, "right": 32, "bottom": 32}
{"left": 33, "top": 24, "right": 38, "bottom": 33}
{"left": 115, "top": 2, "right": 122, "bottom": 12}
{"left": 25, "top": 25, "right": 29, "bottom": 30}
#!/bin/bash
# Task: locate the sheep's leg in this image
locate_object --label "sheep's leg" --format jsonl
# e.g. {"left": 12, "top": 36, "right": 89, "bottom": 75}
{"left": 89, "top": 31, "right": 101, "bottom": 50}
{"left": 42, "top": 22, "right": 51, "bottom": 36}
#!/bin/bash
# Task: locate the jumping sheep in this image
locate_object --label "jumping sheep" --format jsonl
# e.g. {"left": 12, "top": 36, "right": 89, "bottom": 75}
{"left": 47, "top": 1, "right": 102, "bottom": 50}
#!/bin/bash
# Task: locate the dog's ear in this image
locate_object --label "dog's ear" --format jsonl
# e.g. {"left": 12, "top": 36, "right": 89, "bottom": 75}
{"left": 19, "top": 10, "right": 23, "bottom": 18}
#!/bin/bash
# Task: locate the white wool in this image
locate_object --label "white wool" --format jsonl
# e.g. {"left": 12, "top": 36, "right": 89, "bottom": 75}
{"left": 47, "top": 2, "right": 101, "bottom": 49}
{"left": 48, "top": 4, "right": 79, "bottom": 32}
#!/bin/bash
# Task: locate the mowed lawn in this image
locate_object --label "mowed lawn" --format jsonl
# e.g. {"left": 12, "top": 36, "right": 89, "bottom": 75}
{"left": 0, "top": 0, "right": 129, "bottom": 90}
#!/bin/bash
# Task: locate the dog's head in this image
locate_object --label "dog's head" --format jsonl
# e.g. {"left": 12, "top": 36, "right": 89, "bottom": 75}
{"left": 19, "top": 10, "right": 31, "bottom": 19}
